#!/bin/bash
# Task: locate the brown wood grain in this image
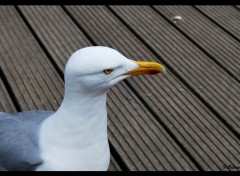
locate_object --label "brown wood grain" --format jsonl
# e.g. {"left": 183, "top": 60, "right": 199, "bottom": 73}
{"left": 195, "top": 6, "right": 240, "bottom": 41}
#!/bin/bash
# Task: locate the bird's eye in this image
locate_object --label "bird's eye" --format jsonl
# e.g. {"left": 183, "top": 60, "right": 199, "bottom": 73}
{"left": 103, "top": 68, "right": 113, "bottom": 74}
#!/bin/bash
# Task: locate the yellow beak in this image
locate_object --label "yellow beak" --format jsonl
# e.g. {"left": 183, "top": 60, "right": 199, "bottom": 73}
{"left": 124, "top": 61, "right": 166, "bottom": 76}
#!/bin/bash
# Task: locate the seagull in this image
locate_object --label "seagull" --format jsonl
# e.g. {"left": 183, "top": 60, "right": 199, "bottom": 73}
{"left": 0, "top": 46, "right": 165, "bottom": 171}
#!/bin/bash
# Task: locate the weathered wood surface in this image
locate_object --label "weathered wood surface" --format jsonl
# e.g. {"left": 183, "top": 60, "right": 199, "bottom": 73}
{"left": 195, "top": 6, "right": 240, "bottom": 41}
{"left": 0, "top": 5, "right": 239, "bottom": 171}
{"left": 110, "top": 5, "right": 240, "bottom": 135}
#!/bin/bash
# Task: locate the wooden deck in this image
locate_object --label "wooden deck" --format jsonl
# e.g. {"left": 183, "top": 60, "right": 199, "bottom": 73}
{"left": 0, "top": 5, "right": 239, "bottom": 171}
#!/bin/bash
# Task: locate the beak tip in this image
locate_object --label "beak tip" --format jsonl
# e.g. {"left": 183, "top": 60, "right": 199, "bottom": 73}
{"left": 161, "top": 66, "right": 166, "bottom": 74}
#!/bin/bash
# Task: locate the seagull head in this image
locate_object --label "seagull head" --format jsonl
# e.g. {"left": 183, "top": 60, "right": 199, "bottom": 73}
{"left": 64, "top": 46, "right": 166, "bottom": 95}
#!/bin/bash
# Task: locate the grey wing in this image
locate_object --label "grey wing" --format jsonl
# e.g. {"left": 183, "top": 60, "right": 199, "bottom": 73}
{"left": 0, "top": 111, "right": 54, "bottom": 171}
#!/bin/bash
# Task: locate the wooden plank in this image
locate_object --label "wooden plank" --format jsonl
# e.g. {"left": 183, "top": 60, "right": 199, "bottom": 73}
{"left": 19, "top": 5, "right": 199, "bottom": 170}
{"left": 0, "top": 6, "right": 64, "bottom": 111}
{"left": 195, "top": 6, "right": 240, "bottom": 41}
{"left": 20, "top": 5, "right": 240, "bottom": 170}
{"left": 154, "top": 5, "right": 240, "bottom": 81}
{"left": 108, "top": 83, "right": 200, "bottom": 171}
{"left": 108, "top": 155, "right": 122, "bottom": 171}
{"left": 0, "top": 77, "right": 16, "bottom": 112}
{"left": 236, "top": 5, "right": 240, "bottom": 9}
{"left": 109, "top": 5, "right": 240, "bottom": 135}
{"left": 0, "top": 6, "right": 119, "bottom": 171}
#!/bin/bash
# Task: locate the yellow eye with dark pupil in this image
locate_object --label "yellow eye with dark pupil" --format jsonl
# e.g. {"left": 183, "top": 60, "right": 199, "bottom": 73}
{"left": 103, "top": 69, "right": 113, "bottom": 74}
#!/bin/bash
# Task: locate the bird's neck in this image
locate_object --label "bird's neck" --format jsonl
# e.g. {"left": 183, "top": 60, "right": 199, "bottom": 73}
{"left": 38, "top": 89, "right": 110, "bottom": 171}
{"left": 55, "top": 90, "right": 108, "bottom": 128}
{"left": 40, "top": 88, "right": 108, "bottom": 148}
